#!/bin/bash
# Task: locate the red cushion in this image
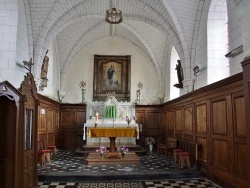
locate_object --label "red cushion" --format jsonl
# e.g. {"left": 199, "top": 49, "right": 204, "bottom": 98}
{"left": 48, "top": 146, "right": 56, "bottom": 149}
{"left": 42, "top": 150, "right": 51, "bottom": 153}
{"left": 179, "top": 152, "right": 189, "bottom": 155}
{"left": 173, "top": 149, "right": 182, "bottom": 152}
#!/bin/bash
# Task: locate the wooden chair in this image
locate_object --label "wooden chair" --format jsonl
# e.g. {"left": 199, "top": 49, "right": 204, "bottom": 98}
{"left": 37, "top": 141, "right": 45, "bottom": 167}
{"left": 157, "top": 138, "right": 167, "bottom": 155}
{"left": 38, "top": 139, "right": 51, "bottom": 164}
{"left": 179, "top": 152, "right": 190, "bottom": 168}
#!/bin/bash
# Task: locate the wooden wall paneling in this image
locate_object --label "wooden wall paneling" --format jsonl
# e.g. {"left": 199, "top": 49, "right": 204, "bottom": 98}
{"left": 54, "top": 111, "right": 60, "bottom": 146}
{"left": 166, "top": 110, "right": 175, "bottom": 137}
{"left": 60, "top": 128, "right": 76, "bottom": 150}
{"left": 47, "top": 109, "right": 53, "bottom": 146}
{"left": 146, "top": 111, "right": 161, "bottom": 136}
{"left": 175, "top": 108, "right": 182, "bottom": 139}
{"left": 210, "top": 97, "right": 229, "bottom": 171}
{"left": 162, "top": 73, "right": 247, "bottom": 187}
{"left": 61, "top": 111, "right": 75, "bottom": 127}
{"left": 183, "top": 106, "right": 193, "bottom": 142}
{"left": 195, "top": 101, "right": 208, "bottom": 165}
{"left": 60, "top": 104, "right": 86, "bottom": 149}
{"left": 161, "top": 112, "right": 168, "bottom": 139}
{"left": 196, "top": 136, "right": 207, "bottom": 163}
{"left": 232, "top": 91, "right": 247, "bottom": 178}
{"left": 195, "top": 102, "right": 207, "bottom": 133}
{"left": 241, "top": 58, "right": 250, "bottom": 187}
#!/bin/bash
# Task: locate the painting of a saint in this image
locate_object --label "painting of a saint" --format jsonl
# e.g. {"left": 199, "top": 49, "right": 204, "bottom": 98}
{"left": 103, "top": 62, "right": 121, "bottom": 90}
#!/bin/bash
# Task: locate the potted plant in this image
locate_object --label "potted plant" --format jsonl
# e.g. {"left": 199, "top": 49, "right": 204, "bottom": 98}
{"left": 146, "top": 137, "right": 155, "bottom": 152}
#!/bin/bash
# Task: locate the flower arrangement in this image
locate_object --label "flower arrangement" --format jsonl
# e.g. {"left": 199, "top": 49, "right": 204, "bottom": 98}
{"left": 146, "top": 137, "right": 155, "bottom": 145}
{"left": 96, "top": 146, "right": 109, "bottom": 158}
{"left": 117, "top": 146, "right": 129, "bottom": 158}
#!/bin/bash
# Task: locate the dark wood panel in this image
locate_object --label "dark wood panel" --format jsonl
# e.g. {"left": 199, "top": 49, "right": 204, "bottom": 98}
{"left": 175, "top": 109, "right": 182, "bottom": 131}
{"left": 162, "top": 73, "right": 247, "bottom": 187}
{"left": 166, "top": 111, "right": 175, "bottom": 135}
{"left": 232, "top": 94, "right": 246, "bottom": 137}
{"left": 235, "top": 142, "right": 247, "bottom": 178}
{"left": 61, "top": 111, "right": 75, "bottom": 127}
{"left": 184, "top": 106, "right": 193, "bottom": 132}
{"left": 47, "top": 109, "right": 53, "bottom": 131}
{"left": 195, "top": 103, "right": 207, "bottom": 133}
{"left": 211, "top": 99, "right": 227, "bottom": 135}
{"left": 196, "top": 136, "right": 207, "bottom": 162}
{"left": 60, "top": 128, "right": 76, "bottom": 150}
{"left": 212, "top": 139, "right": 229, "bottom": 171}
{"left": 76, "top": 111, "right": 86, "bottom": 126}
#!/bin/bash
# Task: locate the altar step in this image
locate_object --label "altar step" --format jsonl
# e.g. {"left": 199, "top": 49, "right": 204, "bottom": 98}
{"left": 76, "top": 144, "right": 146, "bottom": 156}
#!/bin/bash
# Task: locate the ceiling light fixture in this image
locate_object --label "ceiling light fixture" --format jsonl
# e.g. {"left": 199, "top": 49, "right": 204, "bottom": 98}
{"left": 105, "top": 7, "right": 123, "bottom": 24}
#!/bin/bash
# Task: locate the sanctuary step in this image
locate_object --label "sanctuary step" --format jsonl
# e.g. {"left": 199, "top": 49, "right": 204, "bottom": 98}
{"left": 76, "top": 144, "right": 146, "bottom": 156}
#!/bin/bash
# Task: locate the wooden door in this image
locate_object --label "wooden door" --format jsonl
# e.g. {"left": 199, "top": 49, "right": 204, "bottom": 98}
{"left": 0, "top": 97, "right": 16, "bottom": 188}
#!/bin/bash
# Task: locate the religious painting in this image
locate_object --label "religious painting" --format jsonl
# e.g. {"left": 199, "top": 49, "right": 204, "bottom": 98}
{"left": 93, "top": 55, "right": 131, "bottom": 101}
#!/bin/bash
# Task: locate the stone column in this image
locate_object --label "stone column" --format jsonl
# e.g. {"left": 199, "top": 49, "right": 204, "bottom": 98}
{"left": 241, "top": 57, "right": 250, "bottom": 187}
{"left": 182, "top": 79, "right": 195, "bottom": 94}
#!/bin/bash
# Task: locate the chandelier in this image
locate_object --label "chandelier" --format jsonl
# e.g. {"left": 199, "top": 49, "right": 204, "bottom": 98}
{"left": 105, "top": 7, "right": 123, "bottom": 24}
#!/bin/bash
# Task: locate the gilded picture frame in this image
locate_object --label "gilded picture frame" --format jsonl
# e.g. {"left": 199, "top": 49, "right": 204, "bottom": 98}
{"left": 93, "top": 55, "right": 131, "bottom": 101}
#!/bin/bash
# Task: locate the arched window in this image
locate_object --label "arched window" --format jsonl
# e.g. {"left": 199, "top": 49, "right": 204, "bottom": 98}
{"left": 170, "top": 47, "right": 180, "bottom": 100}
{"left": 207, "top": 0, "right": 229, "bottom": 84}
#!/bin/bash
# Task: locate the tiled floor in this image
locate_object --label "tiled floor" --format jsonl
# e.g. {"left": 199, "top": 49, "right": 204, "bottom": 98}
{"left": 38, "top": 150, "right": 221, "bottom": 188}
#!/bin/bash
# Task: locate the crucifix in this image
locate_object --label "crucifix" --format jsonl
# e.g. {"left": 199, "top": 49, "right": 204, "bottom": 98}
{"left": 24, "top": 58, "right": 33, "bottom": 73}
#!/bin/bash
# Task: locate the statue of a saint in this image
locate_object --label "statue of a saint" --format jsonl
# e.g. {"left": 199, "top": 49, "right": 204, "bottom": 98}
{"left": 174, "top": 60, "right": 184, "bottom": 88}
{"left": 41, "top": 50, "right": 49, "bottom": 79}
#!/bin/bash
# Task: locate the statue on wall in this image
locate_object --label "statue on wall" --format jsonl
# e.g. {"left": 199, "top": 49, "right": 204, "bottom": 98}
{"left": 40, "top": 50, "right": 49, "bottom": 91}
{"left": 41, "top": 49, "right": 49, "bottom": 79}
{"left": 174, "top": 60, "right": 184, "bottom": 88}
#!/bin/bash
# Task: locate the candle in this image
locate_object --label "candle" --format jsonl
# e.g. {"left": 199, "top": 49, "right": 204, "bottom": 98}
{"left": 89, "top": 108, "right": 92, "bottom": 116}
{"left": 139, "top": 124, "right": 142, "bottom": 132}
{"left": 95, "top": 112, "right": 98, "bottom": 123}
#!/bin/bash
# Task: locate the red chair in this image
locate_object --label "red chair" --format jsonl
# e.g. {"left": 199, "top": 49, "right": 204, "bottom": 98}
{"left": 178, "top": 152, "right": 190, "bottom": 168}
{"left": 38, "top": 139, "right": 51, "bottom": 164}
{"left": 173, "top": 149, "right": 183, "bottom": 164}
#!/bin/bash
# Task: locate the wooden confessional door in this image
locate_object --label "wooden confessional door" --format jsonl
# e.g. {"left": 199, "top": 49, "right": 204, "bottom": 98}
{"left": 23, "top": 107, "right": 36, "bottom": 188}
{"left": 0, "top": 96, "right": 16, "bottom": 188}
{"left": 19, "top": 72, "right": 39, "bottom": 188}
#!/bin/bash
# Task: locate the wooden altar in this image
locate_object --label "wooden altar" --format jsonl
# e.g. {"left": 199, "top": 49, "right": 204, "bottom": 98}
{"left": 86, "top": 127, "right": 140, "bottom": 164}
{"left": 88, "top": 127, "right": 137, "bottom": 158}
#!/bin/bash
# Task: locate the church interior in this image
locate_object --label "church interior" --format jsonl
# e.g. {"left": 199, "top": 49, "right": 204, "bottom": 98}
{"left": 0, "top": 0, "right": 250, "bottom": 187}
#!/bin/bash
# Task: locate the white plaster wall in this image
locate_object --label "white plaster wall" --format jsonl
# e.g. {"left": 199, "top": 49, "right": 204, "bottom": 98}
{"left": 194, "top": 1, "right": 211, "bottom": 89}
{"left": 227, "top": 0, "right": 246, "bottom": 74}
{"left": 0, "top": 0, "right": 29, "bottom": 88}
{"left": 207, "top": 0, "right": 229, "bottom": 85}
{"left": 63, "top": 37, "right": 159, "bottom": 105}
{"left": 241, "top": 7, "right": 250, "bottom": 59}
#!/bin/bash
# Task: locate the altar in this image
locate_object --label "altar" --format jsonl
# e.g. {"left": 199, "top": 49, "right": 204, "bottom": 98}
{"left": 83, "top": 94, "right": 140, "bottom": 145}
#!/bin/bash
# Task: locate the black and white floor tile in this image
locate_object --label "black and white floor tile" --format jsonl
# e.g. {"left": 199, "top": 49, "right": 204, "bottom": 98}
{"left": 38, "top": 150, "right": 221, "bottom": 188}
{"left": 38, "top": 179, "right": 220, "bottom": 188}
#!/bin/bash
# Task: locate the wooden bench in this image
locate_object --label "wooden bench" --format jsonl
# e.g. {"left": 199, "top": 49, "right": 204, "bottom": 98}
{"left": 176, "top": 139, "right": 201, "bottom": 169}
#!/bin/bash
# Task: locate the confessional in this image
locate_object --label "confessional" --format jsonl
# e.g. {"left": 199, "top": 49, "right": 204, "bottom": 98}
{"left": 0, "top": 72, "right": 39, "bottom": 188}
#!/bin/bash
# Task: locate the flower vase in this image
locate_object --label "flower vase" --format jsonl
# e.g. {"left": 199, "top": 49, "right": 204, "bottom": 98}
{"left": 100, "top": 153, "right": 105, "bottom": 158}
{"left": 121, "top": 152, "right": 125, "bottom": 158}
{"left": 127, "top": 123, "right": 130, "bottom": 128}
{"left": 149, "top": 144, "right": 153, "bottom": 152}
